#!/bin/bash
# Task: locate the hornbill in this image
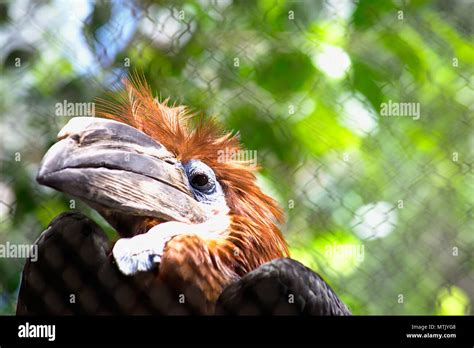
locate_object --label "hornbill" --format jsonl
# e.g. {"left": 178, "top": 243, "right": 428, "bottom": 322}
{"left": 17, "top": 77, "right": 350, "bottom": 316}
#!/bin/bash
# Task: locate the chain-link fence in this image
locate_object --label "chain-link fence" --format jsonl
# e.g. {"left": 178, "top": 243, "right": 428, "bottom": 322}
{"left": 0, "top": 0, "right": 473, "bottom": 315}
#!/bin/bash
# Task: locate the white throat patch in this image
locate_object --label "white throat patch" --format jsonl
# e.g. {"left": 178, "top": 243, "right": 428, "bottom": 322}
{"left": 112, "top": 210, "right": 230, "bottom": 276}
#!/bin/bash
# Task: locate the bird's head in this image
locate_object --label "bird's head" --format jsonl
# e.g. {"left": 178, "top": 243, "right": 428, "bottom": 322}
{"left": 37, "top": 76, "right": 288, "bottom": 279}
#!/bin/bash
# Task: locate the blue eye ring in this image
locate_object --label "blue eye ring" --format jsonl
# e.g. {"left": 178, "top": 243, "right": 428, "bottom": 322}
{"left": 182, "top": 159, "right": 225, "bottom": 205}
{"left": 183, "top": 160, "right": 217, "bottom": 194}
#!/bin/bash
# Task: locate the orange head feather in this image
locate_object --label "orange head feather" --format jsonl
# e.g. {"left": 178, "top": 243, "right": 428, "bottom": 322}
{"left": 96, "top": 74, "right": 289, "bottom": 308}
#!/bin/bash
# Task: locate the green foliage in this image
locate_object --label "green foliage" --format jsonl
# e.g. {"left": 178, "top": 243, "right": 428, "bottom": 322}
{"left": 0, "top": 0, "right": 472, "bottom": 315}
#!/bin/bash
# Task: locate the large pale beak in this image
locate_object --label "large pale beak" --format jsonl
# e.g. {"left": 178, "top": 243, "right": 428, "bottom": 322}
{"left": 37, "top": 117, "right": 208, "bottom": 237}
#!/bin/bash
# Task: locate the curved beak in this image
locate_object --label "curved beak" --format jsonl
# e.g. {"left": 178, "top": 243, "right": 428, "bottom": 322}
{"left": 37, "top": 117, "right": 207, "bottom": 236}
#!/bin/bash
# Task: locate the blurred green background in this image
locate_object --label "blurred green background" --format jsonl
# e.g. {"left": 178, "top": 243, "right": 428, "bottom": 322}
{"left": 0, "top": 0, "right": 473, "bottom": 315}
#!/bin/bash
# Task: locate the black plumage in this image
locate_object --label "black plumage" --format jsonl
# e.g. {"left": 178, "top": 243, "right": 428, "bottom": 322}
{"left": 216, "top": 258, "right": 351, "bottom": 315}
{"left": 17, "top": 213, "right": 350, "bottom": 316}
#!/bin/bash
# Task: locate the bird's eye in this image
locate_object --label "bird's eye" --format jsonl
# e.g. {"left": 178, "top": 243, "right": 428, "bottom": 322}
{"left": 183, "top": 159, "right": 221, "bottom": 201}
{"left": 191, "top": 173, "right": 209, "bottom": 189}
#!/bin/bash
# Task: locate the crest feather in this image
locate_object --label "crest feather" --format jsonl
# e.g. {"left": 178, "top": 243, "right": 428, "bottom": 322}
{"left": 96, "top": 74, "right": 289, "bottom": 263}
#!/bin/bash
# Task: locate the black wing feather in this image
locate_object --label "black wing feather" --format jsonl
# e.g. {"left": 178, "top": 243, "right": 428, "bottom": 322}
{"left": 16, "top": 212, "right": 190, "bottom": 315}
{"left": 216, "top": 258, "right": 351, "bottom": 315}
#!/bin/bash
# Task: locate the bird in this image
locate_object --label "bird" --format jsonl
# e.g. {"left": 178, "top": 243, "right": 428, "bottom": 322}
{"left": 17, "top": 75, "right": 351, "bottom": 316}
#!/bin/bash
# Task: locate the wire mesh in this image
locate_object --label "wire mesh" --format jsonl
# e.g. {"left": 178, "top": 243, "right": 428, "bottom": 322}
{"left": 0, "top": 0, "right": 473, "bottom": 315}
